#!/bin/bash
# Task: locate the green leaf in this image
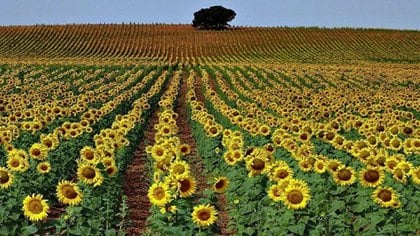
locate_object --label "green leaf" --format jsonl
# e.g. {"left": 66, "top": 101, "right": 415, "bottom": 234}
{"left": 288, "top": 223, "right": 306, "bottom": 235}
{"left": 104, "top": 229, "right": 117, "bottom": 236}
{"left": 20, "top": 224, "right": 38, "bottom": 236}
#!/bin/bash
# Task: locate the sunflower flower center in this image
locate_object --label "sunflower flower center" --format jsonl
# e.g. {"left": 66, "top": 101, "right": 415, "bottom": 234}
{"left": 0, "top": 171, "right": 10, "bottom": 183}
{"left": 364, "top": 170, "right": 379, "bottom": 182}
{"left": 82, "top": 167, "right": 96, "bottom": 179}
{"left": 28, "top": 200, "right": 43, "bottom": 214}
{"left": 287, "top": 190, "right": 304, "bottom": 204}
{"left": 11, "top": 160, "right": 20, "bottom": 167}
{"left": 276, "top": 170, "right": 288, "bottom": 179}
{"left": 252, "top": 159, "right": 265, "bottom": 170}
{"left": 338, "top": 169, "right": 352, "bottom": 181}
{"left": 179, "top": 179, "right": 191, "bottom": 192}
{"left": 85, "top": 151, "right": 94, "bottom": 160}
{"left": 198, "top": 210, "right": 211, "bottom": 221}
{"left": 173, "top": 165, "right": 185, "bottom": 174}
{"left": 378, "top": 190, "right": 392, "bottom": 202}
{"left": 215, "top": 179, "right": 225, "bottom": 189}
{"left": 153, "top": 187, "right": 165, "bottom": 200}
{"left": 32, "top": 149, "right": 41, "bottom": 156}
{"left": 62, "top": 185, "right": 78, "bottom": 199}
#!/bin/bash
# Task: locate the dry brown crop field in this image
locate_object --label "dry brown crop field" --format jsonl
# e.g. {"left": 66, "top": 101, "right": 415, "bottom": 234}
{"left": 0, "top": 24, "right": 419, "bottom": 235}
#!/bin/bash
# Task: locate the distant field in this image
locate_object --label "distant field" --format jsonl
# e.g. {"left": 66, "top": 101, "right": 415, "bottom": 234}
{"left": 0, "top": 24, "right": 419, "bottom": 64}
{"left": 0, "top": 24, "right": 419, "bottom": 235}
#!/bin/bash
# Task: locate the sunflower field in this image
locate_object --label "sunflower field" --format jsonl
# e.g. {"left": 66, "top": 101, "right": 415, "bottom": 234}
{"left": 0, "top": 24, "right": 419, "bottom": 235}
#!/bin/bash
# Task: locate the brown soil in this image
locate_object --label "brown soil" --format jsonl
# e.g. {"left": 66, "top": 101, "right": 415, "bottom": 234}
{"left": 123, "top": 107, "right": 160, "bottom": 235}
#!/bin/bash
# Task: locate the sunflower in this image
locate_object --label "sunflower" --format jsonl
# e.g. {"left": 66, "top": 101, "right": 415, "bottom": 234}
{"left": 169, "top": 160, "right": 190, "bottom": 177}
{"left": 29, "top": 143, "right": 49, "bottom": 160}
{"left": 372, "top": 187, "right": 400, "bottom": 208}
{"left": 106, "top": 165, "right": 118, "bottom": 176}
{"left": 22, "top": 194, "right": 49, "bottom": 222}
{"left": 56, "top": 180, "right": 83, "bottom": 205}
{"left": 148, "top": 182, "right": 171, "bottom": 206}
{"left": 151, "top": 145, "right": 166, "bottom": 160}
{"left": 6, "top": 156, "right": 26, "bottom": 172}
{"left": 298, "top": 159, "right": 312, "bottom": 172}
{"left": 327, "top": 159, "right": 342, "bottom": 173}
{"left": 37, "top": 162, "right": 51, "bottom": 174}
{"left": 313, "top": 159, "right": 327, "bottom": 174}
{"left": 282, "top": 183, "right": 311, "bottom": 210}
{"left": 392, "top": 167, "right": 407, "bottom": 184}
{"left": 80, "top": 146, "right": 98, "bottom": 163}
{"left": 269, "top": 164, "right": 293, "bottom": 182}
{"left": 176, "top": 175, "right": 197, "bottom": 198}
{"left": 179, "top": 143, "right": 191, "bottom": 156}
{"left": 223, "top": 151, "right": 237, "bottom": 166}
{"left": 359, "top": 167, "right": 384, "bottom": 188}
{"left": 213, "top": 177, "right": 229, "bottom": 193}
{"left": 191, "top": 204, "right": 218, "bottom": 228}
{"left": 333, "top": 166, "right": 356, "bottom": 186}
{"left": 0, "top": 167, "right": 14, "bottom": 189}
{"left": 267, "top": 184, "right": 283, "bottom": 202}
{"left": 246, "top": 157, "right": 268, "bottom": 177}
{"left": 77, "top": 163, "right": 103, "bottom": 186}
{"left": 410, "top": 167, "right": 420, "bottom": 185}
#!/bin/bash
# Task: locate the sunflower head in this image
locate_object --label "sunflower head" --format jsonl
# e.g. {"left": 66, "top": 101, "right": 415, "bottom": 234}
{"left": 37, "top": 162, "right": 52, "bottom": 174}
{"left": 213, "top": 177, "right": 229, "bottom": 194}
{"left": 372, "top": 187, "right": 400, "bottom": 208}
{"left": 191, "top": 204, "right": 218, "bottom": 228}
{"left": 77, "top": 163, "right": 103, "bottom": 186}
{"left": 333, "top": 166, "right": 356, "bottom": 186}
{"left": 176, "top": 175, "right": 197, "bottom": 198}
{"left": 56, "top": 180, "right": 83, "bottom": 206}
{"left": 267, "top": 184, "right": 284, "bottom": 202}
{"left": 148, "top": 182, "right": 172, "bottom": 207}
{"left": 359, "top": 167, "right": 384, "bottom": 188}
{"left": 29, "top": 143, "right": 49, "bottom": 161}
{"left": 22, "top": 194, "right": 49, "bottom": 222}
{"left": 282, "top": 183, "right": 311, "bottom": 210}
{"left": 0, "top": 167, "right": 14, "bottom": 189}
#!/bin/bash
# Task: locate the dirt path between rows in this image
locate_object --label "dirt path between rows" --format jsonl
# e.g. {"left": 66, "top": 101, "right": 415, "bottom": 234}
{"left": 123, "top": 104, "right": 160, "bottom": 235}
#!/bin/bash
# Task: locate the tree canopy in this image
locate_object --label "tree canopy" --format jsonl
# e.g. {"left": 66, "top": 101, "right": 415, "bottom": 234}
{"left": 192, "top": 6, "right": 236, "bottom": 30}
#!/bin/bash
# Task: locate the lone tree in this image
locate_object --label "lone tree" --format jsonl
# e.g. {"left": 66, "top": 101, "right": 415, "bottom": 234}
{"left": 192, "top": 6, "right": 236, "bottom": 30}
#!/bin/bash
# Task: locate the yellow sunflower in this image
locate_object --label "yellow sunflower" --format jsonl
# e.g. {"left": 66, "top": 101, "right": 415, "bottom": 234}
{"left": 56, "top": 180, "right": 83, "bottom": 205}
{"left": 333, "top": 166, "right": 356, "bottom": 186}
{"left": 151, "top": 145, "right": 166, "bottom": 160}
{"left": 359, "top": 167, "right": 384, "bottom": 188}
{"left": 6, "top": 156, "right": 27, "bottom": 172}
{"left": 267, "top": 184, "right": 283, "bottom": 202}
{"left": 106, "top": 165, "right": 118, "bottom": 176}
{"left": 372, "top": 187, "right": 400, "bottom": 208}
{"left": 177, "top": 175, "right": 197, "bottom": 198}
{"left": 22, "top": 194, "right": 49, "bottom": 222}
{"left": 392, "top": 167, "right": 407, "bottom": 184}
{"left": 37, "top": 162, "right": 51, "bottom": 174}
{"left": 313, "top": 159, "right": 327, "bottom": 174}
{"left": 80, "top": 146, "right": 98, "bottom": 163}
{"left": 269, "top": 164, "right": 293, "bottom": 182}
{"left": 213, "top": 177, "right": 229, "bottom": 193}
{"left": 410, "top": 166, "right": 420, "bottom": 185}
{"left": 0, "top": 167, "right": 14, "bottom": 189}
{"left": 179, "top": 143, "right": 191, "bottom": 156}
{"left": 148, "top": 182, "right": 172, "bottom": 206}
{"left": 191, "top": 204, "right": 218, "bottom": 228}
{"left": 77, "top": 163, "right": 103, "bottom": 186}
{"left": 29, "top": 143, "right": 49, "bottom": 160}
{"left": 282, "top": 183, "right": 311, "bottom": 210}
{"left": 169, "top": 160, "right": 190, "bottom": 177}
